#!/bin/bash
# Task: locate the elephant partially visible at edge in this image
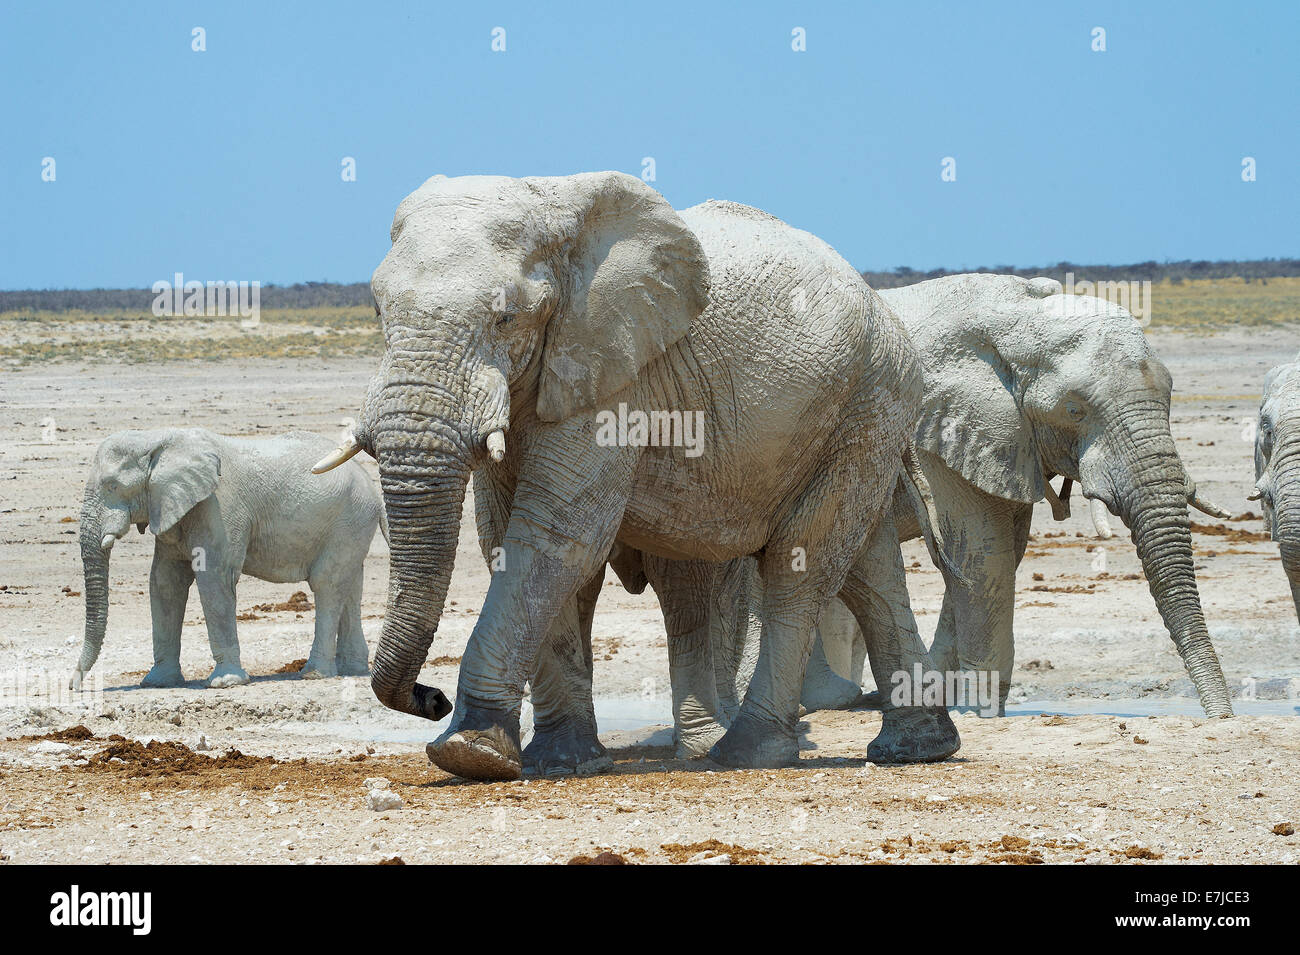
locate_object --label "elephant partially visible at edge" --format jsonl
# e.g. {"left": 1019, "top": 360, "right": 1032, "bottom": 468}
{"left": 1254, "top": 359, "right": 1300, "bottom": 622}
{"left": 75, "top": 428, "right": 382, "bottom": 689}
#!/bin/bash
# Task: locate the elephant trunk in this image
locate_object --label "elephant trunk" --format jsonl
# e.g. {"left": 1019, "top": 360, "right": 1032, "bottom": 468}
{"left": 368, "top": 440, "right": 468, "bottom": 721}
{"left": 76, "top": 487, "right": 111, "bottom": 678}
{"left": 1104, "top": 419, "right": 1233, "bottom": 717}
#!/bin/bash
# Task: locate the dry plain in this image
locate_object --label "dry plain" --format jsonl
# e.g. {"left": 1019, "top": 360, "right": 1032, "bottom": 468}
{"left": 1, "top": 288, "right": 1298, "bottom": 864}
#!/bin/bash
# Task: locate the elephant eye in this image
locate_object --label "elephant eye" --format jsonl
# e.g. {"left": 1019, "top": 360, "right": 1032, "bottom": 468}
{"left": 1066, "top": 403, "right": 1087, "bottom": 422}
{"left": 495, "top": 311, "right": 516, "bottom": 328}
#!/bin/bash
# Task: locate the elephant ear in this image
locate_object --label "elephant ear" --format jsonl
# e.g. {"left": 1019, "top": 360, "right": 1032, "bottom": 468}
{"left": 147, "top": 431, "right": 222, "bottom": 535}
{"left": 536, "top": 172, "right": 710, "bottom": 423}
{"left": 902, "top": 276, "right": 1048, "bottom": 503}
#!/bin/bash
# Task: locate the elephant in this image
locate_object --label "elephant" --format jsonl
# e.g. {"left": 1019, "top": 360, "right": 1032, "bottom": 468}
{"left": 73, "top": 428, "right": 382, "bottom": 689}
{"left": 780, "top": 273, "right": 1235, "bottom": 716}
{"left": 312, "top": 171, "right": 956, "bottom": 781}
{"left": 1254, "top": 358, "right": 1300, "bottom": 621}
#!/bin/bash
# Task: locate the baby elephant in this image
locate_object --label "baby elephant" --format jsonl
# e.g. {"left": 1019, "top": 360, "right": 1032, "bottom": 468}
{"left": 73, "top": 428, "right": 382, "bottom": 688}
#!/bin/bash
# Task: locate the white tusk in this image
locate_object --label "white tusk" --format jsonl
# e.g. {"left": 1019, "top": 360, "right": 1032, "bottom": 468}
{"left": 100, "top": 533, "right": 116, "bottom": 552}
{"left": 1042, "top": 476, "right": 1070, "bottom": 521}
{"left": 312, "top": 434, "right": 361, "bottom": 474}
{"left": 1189, "top": 489, "right": 1233, "bottom": 520}
{"left": 486, "top": 429, "right": 506, "bottom": 463}
{"left": 1089, "top": 498, "right": 1114, "bottom": 540}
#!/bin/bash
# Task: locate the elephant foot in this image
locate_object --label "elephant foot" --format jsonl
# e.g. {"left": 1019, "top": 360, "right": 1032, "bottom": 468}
{"left": 857, "top": 689, "right": 886, "bottom": 710}
{"left": 523, "top": 721, "right": 611, "bottom": 777}
{"left": 427, "top": 704, "right": 522, "bottom": 782}
{"left": 708, "top": 710, "right": 798, "bottom": 769}
{"left": 674, "top": 720, "right": 728, "bottom": 759}
{"left": 300, "top": 659, "right": 337, "bottom": 680}
{"left": 334, "top": 657, "right": 370, "bottom": 678}
{"left": 207, "top": 664, "right": 250, "bottom": 689}
{"left": 800, "top": 675, "right": 864, "bottom": 713}
{"left": 867, "top": 707, "right": 960, "bottom": 764}
{"left": 140, "top": 663, "right": 184, "bottom": 688}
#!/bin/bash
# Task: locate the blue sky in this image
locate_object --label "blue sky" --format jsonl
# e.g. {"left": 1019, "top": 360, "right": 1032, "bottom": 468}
{"left": 1, "top": 1, "right": 1296, "bottom": 289}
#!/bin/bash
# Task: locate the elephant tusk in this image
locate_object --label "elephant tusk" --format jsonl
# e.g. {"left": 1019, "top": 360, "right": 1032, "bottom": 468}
{"left": 486, "top": 429, "right": 506, "bottom": 462}
{"left": 99, "top": 533, "right": 116, "bottom": 552}
{"left": 1042, "top": 475, "right": 1071, "bottom": 521}
{"left": 1089, "top": 498, "right": 1114, "bottom": 539}
{"left": 312, "top": 434, "right": 361, "bottom": 474}
{"left": 1189, "top": 489, "right": 1234, "bottom": 520}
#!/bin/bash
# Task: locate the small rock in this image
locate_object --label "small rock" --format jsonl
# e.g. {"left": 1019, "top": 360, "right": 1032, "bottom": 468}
{"left": 686, "top": 851, "right": 731, "bottom": 865}
{"left": 29, "top": 741, "right": 71, "bottom": 756}
{"left": 194, "top": 734, "right": 210, "bottom": 752}
{"left": 366, "top": 789, "right": 404, "bottom": 812}
{"left": 1273, "top": 822, "right": 1295, "bottom": 836}
{"left": 363, "top": 777, "right": 391, "bottom": 791}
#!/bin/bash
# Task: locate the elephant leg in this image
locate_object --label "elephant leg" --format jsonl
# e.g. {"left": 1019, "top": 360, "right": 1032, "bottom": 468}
{"left": 427, "top": 450, "right": 634, "bottom": 782}
{"left": 141, "top": 553, "right": 192, "bottom": 688}
{"left": 643, "top": 556, "right": 729, "bottom": 758}
{"left": 195, "top": 565, "right": 248, "bottom": 687}
{"left": 924, "top": 467, "right": 1024, "bottom": 714}
{"left": 837, "top": 511, "right": 960, "bottom": 763}
{"left": 334, "top": 580, "right": 370, "bottom": 677}
{"left": 800, "top": 598, "right": 865, "bottom": 712}
{"left": 710, "top": 437, "right": 893, "bottom": 769}
{"left": 522, "top": 567, "right": 611, "bottom": 777}
{"left": 302, "top": 580, "right": 343, "bottom": 679}
{"left": 709, "top": 556, "right": 759, "bottom": 725}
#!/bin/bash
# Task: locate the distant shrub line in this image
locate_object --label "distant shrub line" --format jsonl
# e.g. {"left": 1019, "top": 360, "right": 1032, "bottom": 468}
{"left": 859, "top": 259, "right": 1300, "bottom": 289}
{"left": 3, "top": 260, "right": 1299, "bottom": 312}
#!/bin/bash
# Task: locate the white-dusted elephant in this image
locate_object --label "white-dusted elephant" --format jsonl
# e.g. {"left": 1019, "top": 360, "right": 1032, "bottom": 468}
{"left": 74, "top": 428, "right": 383, "bottom": 689}
{"left": 314, "top": 172, "right": 955, "bottom": 780}
{"left": 1253, "top": 359, "right": 1300, "bottom": 621}
{"left": 772, "top": 274, "right": 1235, "bottom": 717}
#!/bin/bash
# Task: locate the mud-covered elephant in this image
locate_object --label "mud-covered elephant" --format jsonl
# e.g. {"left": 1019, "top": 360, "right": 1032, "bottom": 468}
{"left": 313, "top": 171, "right": 954, "bottom": 780}
{"left": 1254, "top": 359, "right": 1300, "bottom": 621}
{"left": 74, "top": 428, "right": 381, "bottom": 688}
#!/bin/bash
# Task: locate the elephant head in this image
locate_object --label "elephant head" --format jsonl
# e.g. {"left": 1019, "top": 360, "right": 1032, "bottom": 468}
{"left": 313, "top": 172, "right": 709, "bottom": 720}
{"left": 1254, "top": 360, "right": 1300, "bottom": 620}
{"left": 74, "top": 429, "right": 221, "bottom": 683}
{"left": 887, "top": 273, "right": 1233, "bottom": 717}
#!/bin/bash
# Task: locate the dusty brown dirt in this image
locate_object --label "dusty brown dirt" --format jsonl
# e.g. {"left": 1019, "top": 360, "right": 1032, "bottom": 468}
{"left": 1, "top": 324, "right": 1298, "bottom": 863}
{"left": 2, "top": 709, "right": 1296, "bottom": 863}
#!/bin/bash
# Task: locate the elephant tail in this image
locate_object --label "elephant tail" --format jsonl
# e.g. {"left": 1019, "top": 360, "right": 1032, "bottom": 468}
{"left": 899, "top": 443, "right": 965, "bottom": 585}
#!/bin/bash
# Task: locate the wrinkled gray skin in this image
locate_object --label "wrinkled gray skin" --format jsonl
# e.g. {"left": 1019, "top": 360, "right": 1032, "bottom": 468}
{"left": 1254, "top": 360, "right": 1300, "bottom": 621}
{"left": 319, "top": 171, "right": 944, "bottom": 781}
{"left": 75, "top": 429, "right": 380, "bottom": 689}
